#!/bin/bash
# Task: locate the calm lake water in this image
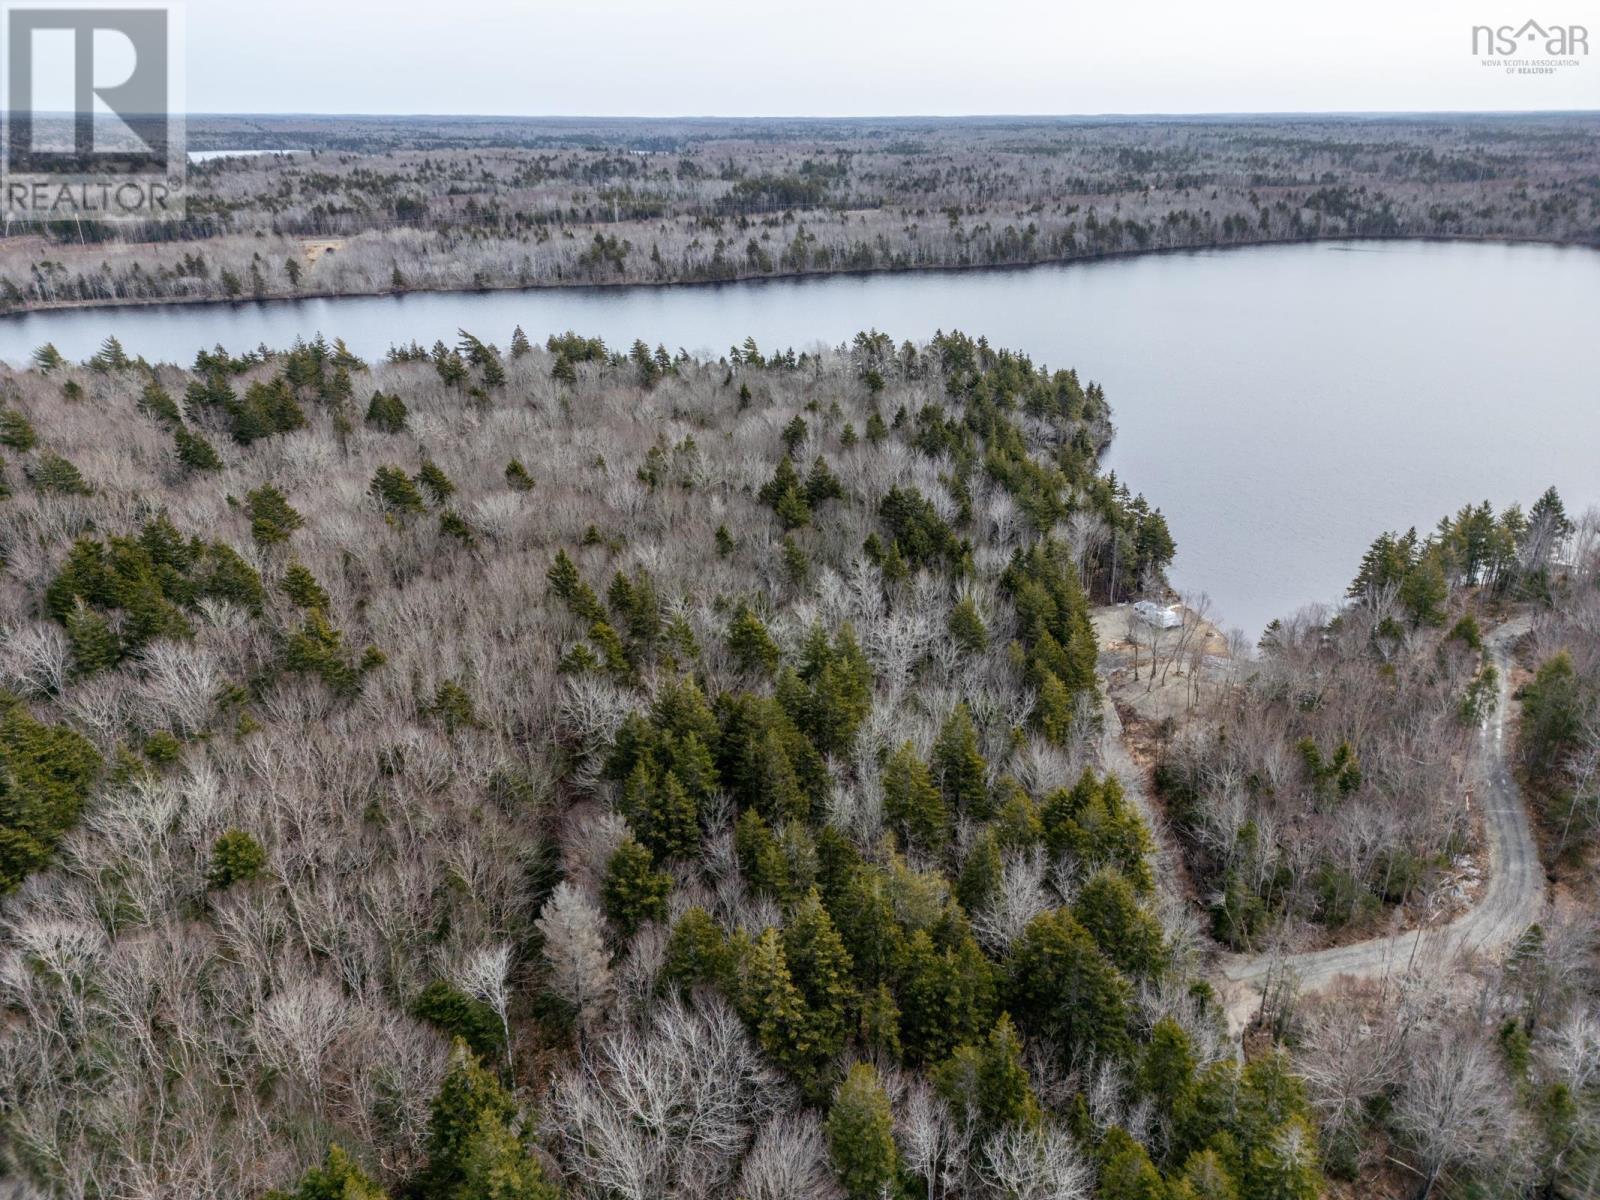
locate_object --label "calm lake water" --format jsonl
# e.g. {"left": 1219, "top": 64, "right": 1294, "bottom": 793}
{"left": 2, "top": 240, "right": 1595, "bottom": 635}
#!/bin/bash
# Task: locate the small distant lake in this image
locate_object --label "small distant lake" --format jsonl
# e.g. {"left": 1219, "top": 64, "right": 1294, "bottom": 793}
{"left": 2, "top": 239, "right": 1595, "bottom": 635}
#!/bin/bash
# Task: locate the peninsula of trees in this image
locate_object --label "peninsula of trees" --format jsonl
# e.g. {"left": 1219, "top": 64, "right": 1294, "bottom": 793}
{"left": 1, "top": 325, "right": 1596, "bottom": 1199}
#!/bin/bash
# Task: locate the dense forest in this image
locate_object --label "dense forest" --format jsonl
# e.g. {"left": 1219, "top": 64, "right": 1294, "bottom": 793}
{"left": 2, "top": 113, "right": 1597, "bottom": 310}
{"left": 0, "top": 327, "right": 1318, "bottom": 1200}
{"left": 1, "top": 322, "right": 1596, "bottom": 1199}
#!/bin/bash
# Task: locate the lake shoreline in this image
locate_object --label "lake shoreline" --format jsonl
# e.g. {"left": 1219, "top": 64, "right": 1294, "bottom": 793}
{"left": 1, "top": 230, "right": 1594, "bottom": 325}
{"left": 1, "top": 236, "right": 1593, "bottom": 639}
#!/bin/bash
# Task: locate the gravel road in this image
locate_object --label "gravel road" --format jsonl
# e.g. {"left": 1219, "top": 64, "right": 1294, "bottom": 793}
{"left": 1212, "top": 616, "right": 1543, "bottom": 1022}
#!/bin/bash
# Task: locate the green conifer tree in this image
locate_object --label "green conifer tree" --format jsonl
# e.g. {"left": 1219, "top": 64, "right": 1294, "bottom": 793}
{"left": 601, "top": 836, "right": 670, "bottom": 936}
{"left": 246, "top": 484, "right": 305, "bottom": 546}
{"left": 417, "top": 460, "right": 456, "bottom": 505}
{"left": 782, "top": 890, "right": 857, "bottom": 1063}
{"left": 1073, "top": 870, "right": 1165, "bottom": 979}
{"left": 661, "top": 906, "right": 733, "bottom": 993}
{"left": 933, "top": 703, "right": 989, "bottom": 819}
{"left": 505, "top": 459, "right": 535, "bottom": 491}
{"left": 174, "top": 425, "right": 223, "bottom": 471}
{"left": 826, "top": 1063, "right": 899, "bottom": 1200}
{"left": 1006, "top": 908, "right": 1131, "bottom": 1061}
{"left": 365, "top": 390, "right": 408, "bottom": 433}
{"left": 728, "top": 602, "right": 782, "bottom": 675}
{"left": 281, "top": 562, "right": 331, "bottom": 611}
{"left": 739, "top": 928, "right": 821, "bottom": 1090}
{"left": 369, "top": 465, "right": 426, "bottom": 514}
{"left": 64, "top": 600, "right": 120, "bottom": 675}
{"left": 883, "top": 742, "right": 949, "bottom": 853}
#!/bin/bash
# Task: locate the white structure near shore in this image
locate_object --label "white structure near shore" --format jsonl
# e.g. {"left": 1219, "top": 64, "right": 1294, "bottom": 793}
{"left": 1133, "top": 600, "right": 1183, "bottom": 629}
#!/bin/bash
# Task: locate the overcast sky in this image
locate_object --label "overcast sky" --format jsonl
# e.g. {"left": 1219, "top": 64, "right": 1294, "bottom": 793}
{"left": 182, "top": 0, "right": 1598, "bottom": 115}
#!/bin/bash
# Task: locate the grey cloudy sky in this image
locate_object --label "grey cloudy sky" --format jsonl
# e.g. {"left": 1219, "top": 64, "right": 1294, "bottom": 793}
{"left": 183, "top": 0, "right": 1598, "bottom": 115}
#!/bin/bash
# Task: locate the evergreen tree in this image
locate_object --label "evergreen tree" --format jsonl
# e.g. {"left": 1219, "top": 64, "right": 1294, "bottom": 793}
{"left": 782, "top": 890, "right": 857, "bottom": 1063}
{"left": 455, "top": 1106, "right": 559, "bottom": 1200}
{"left": 728, "top": 602, "right": 782, "bottom": 675}
{"left": 31, "top": 343, "right": 65, "bottom": 374}
{"left": 411, "top": 980, "right": 505, "bottom": 1062}
{"left": 735, "top": 808, "right": 798, "bottom": 902}
{"left": 1521, "top": 653, "right": 1583, "bottom": 777}
{"left": 369, "top": 465, "right": 426, "bottom": 514}
{"left": 803, "top": 456, "right": 844, "bottom": 507}
{"left": 759, "top": 455, "right": 813, "bottom": 530}
{"left": 1073, "top": 870, "right": 1165, "bottom": 979}
{"left": 264, "top": 1146, "right": 388, "bottom": 1200}
{"left": 781, "top": 535, "right": 810, "bottom": 587}
{"left": 882, "top": 742, "right": 949, "bottom": 854}
{"left": 781, "top": 624, "right": 873, "bottom": 755}
{"left": 1244, "top": 1119, "right": 1320, "bottom": 1200}
{"left": 781, "top": 415, "right": 809, "bottom": 455}
{"left": 948, "top": 595, "right": 988, "bottom": 653}
{"left": 895, "top": 928, "right": 995, "bottom": 1065}
{"left": 365, "top": 390, "right": 408, "bottom": 433}
{"left": 830, "top": 864, "right": 903, "bottom": 988}
{"left": 0, "top": 408, "right": 37, "bottom": 450}
{"left": 1034, "top": 672, "right": 1077, "bottom": 746}
{"left": 661, "top": 906, "right": 734, "bottom": 993}
{"left": 975, "top": 1014, "right": 1039, "bottom": 1131}
{"left": 207, "top": 830, "right": 267, "bottom": 888}
{"left": 417, "top": 460, "right": 456, "bottom": 505}
{"left": 600, "top": 835, "right": 670, "bottom": 936}
{"left": 1041, "top": 770, "right": 1155, "bottom": 892}
{"left": 1141, "top": 1017, "right": 1197, "bottom": 1112}
{"left": 139, "top": 382, "right": 182, "bottom": 423}
{"left": 1172, "top": 1150, "right": 1240, "bottom": 1200}
{"left": 739, "top": 928, "right": 823, "bottom": 1091}
{"left": 27, "top": 452, "right": 91, "bottom": 495}
{"left": 826, "top": 1063, "right": 899, "bottom": 1200}
{"left": 430, "top": 681, "right": 482, "bottom": 733}
{"left": 281, "top": 562, "right": 331, "bottom": 611}
{"left": 64, "top": 600, "right": 120, "bottom": 675}
{"left": 956, "top": 829, "right": 1004, "bottom": 915}
{"left": 859, "top": 982, "right": 902, "bottom": 1058}
{"left": 416, "top": 1045, "right": 525, "bottom": 1200}
{"left": 628, "top": 765, "right": 700, "bottom": 861}
{"left": 1006, "top": 908, "right": 1131, "bottom": 1061}
{"left": 174, "top": 425, "right": 223, "bottom": 471}
{"left": 283, "top": 609, "right": 371, "bottom": 695}
{"left": 936, "top": 1014, "right": 1041, "bottom": 1134}
{"left": 505, "top": 459, "right": 535, "bottom": 491}
{"left": 1, "top": 706, "right": 103, "bottom": 891}
{"left": 246, "top": 484, "right": 305, "bottom": 546}
{"left": 226, "top": 378, "right": 306, "bottom": 444}
{"left": 932, "top": 703, "right": 989, "bottom": 818}
{"left": 1098, "top": 1127, "right": 1167, "bottom": 1200}
{"left": 546, "top": 550, "right": 605, "bottom": 622}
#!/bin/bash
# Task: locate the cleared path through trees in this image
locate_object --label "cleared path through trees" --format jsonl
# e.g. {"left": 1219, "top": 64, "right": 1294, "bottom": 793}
{"left": 1097, "top": 616, "right": 1543, "bottom": 1035}
{"left": 1212, "top": 616, "right": 1543, "bottom": 1031}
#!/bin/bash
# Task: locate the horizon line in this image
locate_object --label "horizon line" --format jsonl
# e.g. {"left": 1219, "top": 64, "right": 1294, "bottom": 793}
{"left": 172, "top": 107, "right": 1600, "bottom": 122}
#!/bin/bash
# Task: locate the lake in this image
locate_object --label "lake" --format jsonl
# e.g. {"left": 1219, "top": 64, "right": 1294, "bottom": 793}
{"left": 2, "top": 239, "right": 1595, "bottom": 636}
